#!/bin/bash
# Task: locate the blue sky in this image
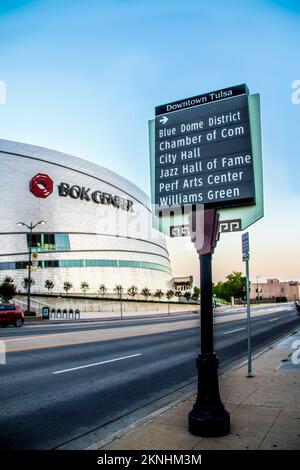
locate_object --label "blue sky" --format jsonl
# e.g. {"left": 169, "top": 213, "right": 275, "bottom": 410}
{"left": 0, "top": 0, "right": 299, "bottom": 283}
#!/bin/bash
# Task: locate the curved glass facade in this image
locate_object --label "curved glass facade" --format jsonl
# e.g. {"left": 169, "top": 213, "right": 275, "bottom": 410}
{"left": 0, "top": 139, "right": 172, "bottom": 292}
{"left": 0, "top": 259, "right": 171, "bottom": 274}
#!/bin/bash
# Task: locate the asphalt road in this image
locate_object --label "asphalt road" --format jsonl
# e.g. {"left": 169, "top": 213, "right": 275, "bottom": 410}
{"left": 0, "top": 303, "right": 299, "bottom": 450}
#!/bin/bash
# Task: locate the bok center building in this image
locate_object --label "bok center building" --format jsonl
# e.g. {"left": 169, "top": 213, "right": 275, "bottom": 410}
{"left": 0, "top": 139, "right": 172, "bottom": 293}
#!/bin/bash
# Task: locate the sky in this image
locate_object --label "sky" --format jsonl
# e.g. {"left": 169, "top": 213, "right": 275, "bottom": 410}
{"left": 0, "top": 0, "right": 299, "bottom": 285}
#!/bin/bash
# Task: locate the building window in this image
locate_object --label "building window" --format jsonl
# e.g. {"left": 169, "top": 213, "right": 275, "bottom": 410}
{"left": 55, "top": 234, "right": 70, "bottom": 251}
{"left": 26, "top": 233, "right": 70, "bottom": 252}
{"left": 15, "top": 261, "right": 28, "bottom": 270}
{"left": 43, "top": 233, "right": 55, "bottom": 250}
{"left": 0, "top": 258, "right": 171, "bottom": 274}
{"left": 0, "top": 262, "right": 16, "bottom": 270}
{"left": 43, "top": 260, "right": 59, "bottom": 268}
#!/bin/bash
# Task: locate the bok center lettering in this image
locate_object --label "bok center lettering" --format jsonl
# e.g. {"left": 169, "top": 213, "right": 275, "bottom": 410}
{"left": 155, "top": 94, "right": 255, "bottom": 209}
{"left": 58, "top": 182, "right": 134, "bottom": 212}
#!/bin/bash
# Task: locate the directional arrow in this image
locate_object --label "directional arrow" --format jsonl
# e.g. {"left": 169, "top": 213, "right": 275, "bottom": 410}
{"left": 159, "top": 116, "right": 168, "bottom": 125}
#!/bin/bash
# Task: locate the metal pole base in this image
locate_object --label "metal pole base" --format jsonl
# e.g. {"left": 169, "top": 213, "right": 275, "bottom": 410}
{"left": 189, "top": 353, "right": 230, "bottom": 437}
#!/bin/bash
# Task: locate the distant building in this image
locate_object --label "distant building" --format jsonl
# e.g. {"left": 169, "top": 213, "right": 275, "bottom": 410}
{"left": 172, "top": 276, "right": 193, "bottom": 292}
{"left": 250, "top": 279, "right": 300, "bottom": 302}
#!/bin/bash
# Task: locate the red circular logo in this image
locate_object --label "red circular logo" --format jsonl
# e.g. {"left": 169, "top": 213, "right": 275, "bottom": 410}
{"left": 30, "top": 173, "right": 53, "bottom": 198}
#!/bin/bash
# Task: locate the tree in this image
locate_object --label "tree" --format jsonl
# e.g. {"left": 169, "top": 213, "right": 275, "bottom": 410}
{"left": 127, "top": 285, "right": 138, "bottom": 298}
{"left": 166, "top": 289, "right": 175, "bottom": 315}
{"left": 21, "top": 277, "right": 35, "bottom": 292}
{"left": 63, "top": 281, "right": 73, "bottom": 294}
{"left": 183, "top": 291, "right": 192, "bottom": 302}
{"left": 166, "top": 289, "right": 175, "bottom": 301}
{"left": 114, "top": 284, "right": 123, "bottom": 298}
{"left": 174, "top": 290, "right": 182, "bottom": 299}
{"left": 0, "top": 277, "right": 17, "bottom": 303}
{"left": 140, "top": 287, "right": 151, "bottom": 300}
{"left": 213, "top": 271, "right": 246, "bottom": 302}
{"left": 80, "top": 281, "right": 89, "bottom": 295}
{"left": 154, "top": 289, "right": 164, "bottom": 300}
{"left": 98, "top": 284, "right": 107, "bottom": 297}
{"left": 213, "top": 281, "right": 228, "bottom": 301}
{"left": 44, "top": 279, "right": 55, "bottom": 292}
{"left": 192, "top": 286, "right": 200, "bottom": 301}
{"left": 226, "top": 272, "right": 246, "bottom": 299}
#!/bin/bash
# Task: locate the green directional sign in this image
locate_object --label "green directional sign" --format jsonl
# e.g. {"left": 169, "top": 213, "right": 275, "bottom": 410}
{"left": 149, "top": 91, "right": 263, "bottom": 237}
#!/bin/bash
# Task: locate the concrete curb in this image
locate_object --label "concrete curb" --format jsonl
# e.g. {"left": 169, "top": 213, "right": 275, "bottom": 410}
{"left": 87, "top": 388, "right": 196, "bottom": 450}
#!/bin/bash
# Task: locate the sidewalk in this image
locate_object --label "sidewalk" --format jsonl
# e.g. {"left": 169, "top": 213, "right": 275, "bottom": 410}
{"left": 100, "top": 329, "right": 300, "bottom": 450}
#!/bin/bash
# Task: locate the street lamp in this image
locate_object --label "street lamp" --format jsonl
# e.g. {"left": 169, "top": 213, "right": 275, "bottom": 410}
{"left": 17, "top": 221, "right": 47, "bottom": 315}
{"left": 256, "top": 275, "right": 262, "bottom": 304}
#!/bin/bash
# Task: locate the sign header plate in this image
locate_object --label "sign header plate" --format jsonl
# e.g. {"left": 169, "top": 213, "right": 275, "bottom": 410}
{"left": 155, "top": 84, "right": 248, "bottom": 116}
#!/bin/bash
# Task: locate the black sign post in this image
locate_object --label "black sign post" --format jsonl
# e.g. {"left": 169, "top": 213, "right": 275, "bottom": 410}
{"left": 188, "top": 208, "right": 230, "bottom": 436}
{"left": 152, "top": 85, "right": 257, "bottom": 437}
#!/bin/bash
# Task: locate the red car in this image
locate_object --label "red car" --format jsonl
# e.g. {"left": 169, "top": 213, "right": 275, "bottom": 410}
{"left": 0, "top": 304, "right": 24, "bottom": 327}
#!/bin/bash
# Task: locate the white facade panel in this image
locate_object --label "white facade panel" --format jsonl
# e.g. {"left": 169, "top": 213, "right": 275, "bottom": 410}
{"left": 0, "top": 139, "right": 172, "bottom": 294}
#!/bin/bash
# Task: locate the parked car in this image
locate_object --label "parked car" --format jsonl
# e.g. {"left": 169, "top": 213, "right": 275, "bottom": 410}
{"left": 0, "top": 304, "right": 24, "bottom": 327}
{"left": 295, "top": 301, "right": 300, "bottom": 316}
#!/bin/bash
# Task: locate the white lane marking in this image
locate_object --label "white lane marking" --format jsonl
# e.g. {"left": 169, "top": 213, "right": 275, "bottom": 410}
{"left": 53, "top": 353, "right": 142, "bottom": 375}
{"left": 269, "top": 317, "right": 279, "bottom": 322}
{"left": 223, "top": 327, "right": 246, "bottom": 335}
